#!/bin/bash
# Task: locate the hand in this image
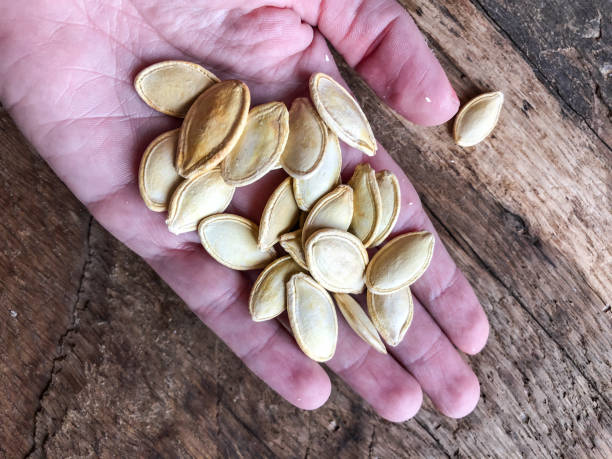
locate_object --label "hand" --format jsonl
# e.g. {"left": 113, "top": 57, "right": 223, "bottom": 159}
{"left": 0, "top": 0, "right": 489, "bottom": 421}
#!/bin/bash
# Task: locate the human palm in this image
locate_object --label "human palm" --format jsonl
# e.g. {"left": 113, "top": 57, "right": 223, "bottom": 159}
{"left": 0, "top": 0, "right": 489, "bottom": 421}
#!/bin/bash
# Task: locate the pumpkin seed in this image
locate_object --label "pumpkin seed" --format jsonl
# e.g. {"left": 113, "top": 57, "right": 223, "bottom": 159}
{"left": 279, "top": 229, "right": 308, "bottom": 270}
{"left": 249, "top": 256, "right": 304, "bottom": 321}
{"left": 366, "top": 231, "right": 435, "bottom": 294}
{"left": 280, "top": 98, "right": 328, "bottom": 178}
{"left": 304, "top": 229, "right": 368, "bottom": 294}
{"left": 258, "top": 177, "right": 299, "bottom": 250}
{"left": 293, "top": 130, "right": 342, "bottom": 211}
{"left": 370, "top": 171, "right": 401, "bottom": 247}
{"left": 348, "top": 163, "right": 382, "bottom": 248}
{"left": 134, "top": 60, "right": 220, "bottom": 117}
{"left": 309, "top": 72, "right": 377, "bottom": 156}
{"left": 198, "top": 214, "right": 276, "bottom": 270}
{"left": 287, "top": 273, "right": 338, "bottom": 362}
{"left": 138, "top": 129, "right": 182, "bottom": 211}
{"left": 221, "top": 102, "right": 289, "bottom": 186}
{"left": 453, "top": 91, "right": 504, "bottom": 147}
{"left": 176, "top": 80, "right": 250, "bottom": 177}
{"left": 367, "top": 287, "right": 413, "bottom": 346}
{"left": 301, "top": 185, "right": 354, "bottom": 246}
{"left": 166, "top": 168, "right": 235, "bottom": 234}
{"left": 333, "top": 293, "right": 386, "bottom": 354}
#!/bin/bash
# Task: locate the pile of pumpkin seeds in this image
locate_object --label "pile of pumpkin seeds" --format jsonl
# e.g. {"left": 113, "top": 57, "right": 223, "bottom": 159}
{"left": 135, "top": 60, "right": 438, "bottom": 362}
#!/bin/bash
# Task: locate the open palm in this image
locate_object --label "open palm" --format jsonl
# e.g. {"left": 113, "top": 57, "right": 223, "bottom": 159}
{"left": 0, "top": 0, "right": 489, "bottom": 422}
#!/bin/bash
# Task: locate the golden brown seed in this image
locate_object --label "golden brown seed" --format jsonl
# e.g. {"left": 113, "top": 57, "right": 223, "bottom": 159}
{"left": 348, "top": 163, "right": 382, "bottom": 248}
{"left": 280, "top": 97, "right": 328, "bottom": 178}
{"left": 365, "top": 231, "right": 435, "bottom": 294}
{"left": 279, "top": 229, "right": 308, "bottom": 270}
{"left": 166, "top": 168, "right": 235, "bottom": 235}
{"left": 138, "top": 129, "right": 182, "bottom": 212}
{"left": 287, "top": 273, "right": 338, "bottom": 362}
{"left": 370, "top": 171, "right": 401, "bottom": 247}
{"left": 309, "top": 72, "right": 377, "bottom": 156}
{"left": 249, "top": 256, "right": 304, "bottom": 321}
{"left": 367, "top": 287, "right": 413, "bottom": 346}
{"left": 453, "top": 92, "right": 504, "bottom": 147}
{"left": 221, "top": 102, "right": 289, "bottom": 186}
{"left": 301, "top": 185, "right": 354, "bottom": 246}
{"left": 304, "top": 229, "right": 368, "bottom": 294}
{"left": 134, "top": 60, "right": 220, "bottom": 117}
{"left": 176, "top": 80, "right": 250, "bottom": 177}
{"left": 333, "top": 293, "right": 386, "bottom": 354}
{"left": 258, "top": 177, "right": 300, "bottom": 250}
{"left": 198, "top": 214, "right": 277, "bottom": 270}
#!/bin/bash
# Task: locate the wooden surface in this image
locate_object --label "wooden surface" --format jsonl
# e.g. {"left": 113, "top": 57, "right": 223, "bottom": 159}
{"left": 1, "top": 0, "right": 610, "bottom": 457}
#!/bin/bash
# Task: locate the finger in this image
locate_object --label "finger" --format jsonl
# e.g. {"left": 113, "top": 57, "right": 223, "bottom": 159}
{"left": 327, "top": 304, "right": 423, "bottom": 422}
{"left": 391, "top": 297, "right": 481, "bottom": 418}
{"left": 299, "top": 0, "right": 459, "bottom": 125}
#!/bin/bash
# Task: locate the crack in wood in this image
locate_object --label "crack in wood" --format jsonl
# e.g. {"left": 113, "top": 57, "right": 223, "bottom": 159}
{"left": 414, "top": 418, "right": 452, "bottom": 458}
{"left": 367, "top": 424, "right": 376, "bottom": 459}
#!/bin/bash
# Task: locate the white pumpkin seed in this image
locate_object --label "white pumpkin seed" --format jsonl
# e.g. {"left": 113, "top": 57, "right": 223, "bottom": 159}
{"left": 198, "top": 214, "right": 276, "bottom": 270}
{"left": 177, "top": 80, "right": 250, "bottom": 177}
{"left": 453, "top": 91, "right": 504, "bottom": 147}
{"left": 348, "top": 163, "right": 382, "bottom": 248}
{"left": 134, "top": 60, "right": 219, "bottom": 117}
{"left": 366, "top": 231, "right": 435, "bottom": 294}
{"left": 258, "top": 177, "right": 299, "bottom": 250}
{"left": 280, "top": 97, "right": 328, "bottom": 178}
{"left": 293, "top": 130, "right": 342, "bottom": 211}
{"left": 370, "top": 171, "right": 401, "bottom": 247}
{"left": 367, "top": 287, "right": 413, "bottom": 346}
{"left": 309, "top": 72, "right": 377, "bottom": 156}
{"left": 287, "top": 273, "right": 338, "bottom": 362}
{"left": 138, "top": 129, "right": 182, "bottom": 212}
{"left": 249, "top": 256, "right": 304, "bottom": 321}
{"left": 304, "top": 229, "right": 368, "bottom": 294}
{"left": 279, "top": 229, "right": 308, "bottom": 270}
{"left": 166, "top": 168, "right": 235, "bottom": 234}
{"left": 333, "top": 293, "right": 387, "bottom": 354}
{"left": 301, "top": 185, "right": 354, "bottom": 246}
{"left": 221, "top": 102, "right": 289, "bottom": 186}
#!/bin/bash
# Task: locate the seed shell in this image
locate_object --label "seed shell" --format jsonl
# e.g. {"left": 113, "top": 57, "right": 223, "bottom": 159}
{"left": 287, "top": 273, "right": 338, "bottom": 362}
{"left": 134, "top": 60, "right": 220, "bottom": 117}
{"left": 166, "top": 168, "right": 235, "bottom": 234}
{"left": 453, "top": 91, "right": 504, "bottom": 147}
{"left": 333, "top": 293, "right": 387, "bottom": 354}
{"left": 348, "top": 163, "right": 382, "bottom": 248}
{"left": 176, "top": 80, "right": 250, "bottom": 177}
{"left": 301, "top": 185, "right": 354, "bottom": 246}
{"left": 138, "top": 129, "right": 182, "bottom": 211}
{"left": 198, "top": 214, "right": 277, "bottom": 270}
{"left": 258, "top": 177, "right": 300, "bottom": 250}
{"left": 221, "top": 102, "right": 289, "bottom": 186}
{"left": 309, "top": 72, "right": 377, "bottom": 156}
{"left": 365, "top": 231, "right": 435, "bottom": 294}
{"left": 367, "top": 287, "right": 414, "bottom": 346}
{"left": 279, "top": 229, "right": 308, "bottom": 270}
{"left": 370, "top": 171, "right": 401, "bottom": 247}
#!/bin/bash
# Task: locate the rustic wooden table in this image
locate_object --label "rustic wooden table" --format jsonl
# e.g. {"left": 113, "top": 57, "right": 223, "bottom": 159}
{"left": 1, "top": 1, "right": 610, "bottom": 457}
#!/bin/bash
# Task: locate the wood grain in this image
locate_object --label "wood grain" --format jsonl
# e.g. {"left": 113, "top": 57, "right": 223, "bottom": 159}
{"left": 1, "top": 0, "right": 611, "bottom": 457}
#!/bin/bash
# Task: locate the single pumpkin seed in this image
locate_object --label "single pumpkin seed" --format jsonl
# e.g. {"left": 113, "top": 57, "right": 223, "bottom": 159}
{"left": 301, "top": 185, "right": 354, "bottom": 246}
{"left": 198, "top": 214, "right": 277, "bottom": 270}
{"left": 280, "top": 97, "right": 328, "bottom": 178}
{"left": 258, "top": 177, "right": 300, "bottom": 250}
{"left": 304, "top": 229, "right": 368, "bottom": 294}
{"left": 333, "top": 293, "right": 386, "bottom": 354}
{"left": 309, "top": 72, "right": 377, "bottom": 156}
{"left": 138, "top": 129, "right": 182, "bottom": 212}
{"left": 370, "top": 171, "right": 401, "bottom": 247}
{"left": 367, "top": 287, "right": 413, "bottom": 346}
{"left": 221, "top": 102, "right": 289, "bottom": 186}
{"left": 279, "top": 229, "right": 308, "bottom": 270}
{"left": 293, "top": 130, "right": 342, "bottom": 211}
{"left": 134, "top": 60, "right": 220, "bottom": 118}
{"left": 453, "top": 91, "right": 504, "bottom": 147}
{"left": 176, "top": 80, "right": 250, "bottom": 177}
{"left": 287, "top": 273, "right": 338, "bottom": 362}
{"left": 166, "top": 168, "right": 235, "bottom": 234}
{"left": 249, "top": 256, "right": 304, "bottom": 321}
{"left": 366, "top": 231, "right": 435, "bottom": 294}
{"left": 348, "top": 163, "right": 382, "bottom": 248}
